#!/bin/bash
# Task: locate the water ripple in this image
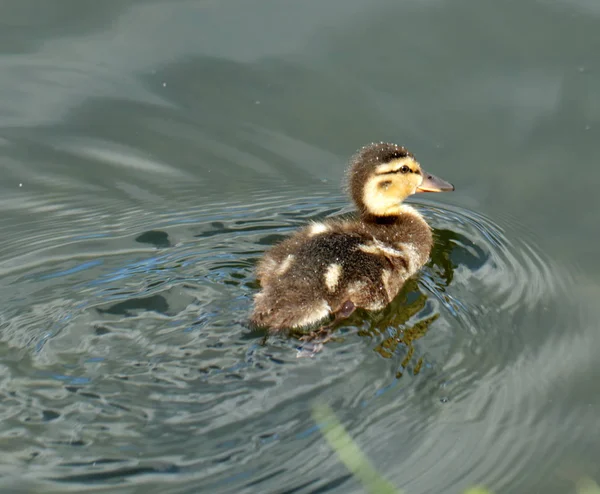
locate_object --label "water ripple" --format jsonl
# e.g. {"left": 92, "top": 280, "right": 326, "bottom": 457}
{"left": 0, "top": 189, "right": 586, "bottom": 492}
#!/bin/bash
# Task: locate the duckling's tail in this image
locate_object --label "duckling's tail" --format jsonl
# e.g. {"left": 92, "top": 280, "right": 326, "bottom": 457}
{"left": 250, "top": 288, "right": 331, "bottom": 331}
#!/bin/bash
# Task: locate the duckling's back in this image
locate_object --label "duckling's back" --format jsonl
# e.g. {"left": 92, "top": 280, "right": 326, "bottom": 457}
{"left": 251, "top": 213, "right": 432, "bottom": 331}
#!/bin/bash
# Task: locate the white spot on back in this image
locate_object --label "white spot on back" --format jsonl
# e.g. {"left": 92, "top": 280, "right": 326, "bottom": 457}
{"left": 377, "top": 242, "right": 404, "bottom": 258}
{"left": 358, "top": 240, "right": 404, "bottom": 258}
{"left": 308, "top": 223, "right": 330, "bottom": 236}
{"left": 381, "top": 269, "right": 392, "bottom": 299}
{"left": 347, "top": 281, "right": 366, "bottom": 296}
{"left": 294, "top": 300, "right": 331, "bottom": 327}
{"left": 276, "top": 254, "right": 295, "bottom": 275}
{"left": 357, "top": 243, "right": 380, "bottom": 255}
{"left": 324, "top": 263, "right": 342, "bottom": 292}
{"left": 399, "top": 242, "right": 422, "bottom": 274}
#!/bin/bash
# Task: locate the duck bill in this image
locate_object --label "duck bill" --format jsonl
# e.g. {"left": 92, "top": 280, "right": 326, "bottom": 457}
{"left": 416, "top": 171, "right": 455, "bottom": 193}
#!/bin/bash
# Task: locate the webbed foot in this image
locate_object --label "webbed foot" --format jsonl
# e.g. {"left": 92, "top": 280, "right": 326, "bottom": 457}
{"left": 296, "top": 326, "right": 335, "bottom": 358}
{"left": 295, "top": 301, "right": 355, "bottom": 358}
{"left": 337, "top": 300, "right": 356, "bottom": 319}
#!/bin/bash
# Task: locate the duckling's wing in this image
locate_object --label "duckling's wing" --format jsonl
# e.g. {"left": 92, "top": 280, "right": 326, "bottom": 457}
{"left": 252, "top": 231, "right": 403, "bottom": 330}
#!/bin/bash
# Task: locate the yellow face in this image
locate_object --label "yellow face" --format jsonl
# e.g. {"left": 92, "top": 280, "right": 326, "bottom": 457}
{"left": 362, "top": 157, "right": 424, "bottom": 216}
{"left": 361, "top": 157, "right": 454, "bottom": 216}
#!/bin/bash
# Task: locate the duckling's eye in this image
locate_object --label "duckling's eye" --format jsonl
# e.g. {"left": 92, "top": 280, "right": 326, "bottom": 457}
{"left": 400, "top": 165, "right": 411, "bottom": 174}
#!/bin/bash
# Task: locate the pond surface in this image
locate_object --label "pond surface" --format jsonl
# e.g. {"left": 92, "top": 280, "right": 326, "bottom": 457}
{"left": 1, "top": 1, "right": 599, "bottom": 493}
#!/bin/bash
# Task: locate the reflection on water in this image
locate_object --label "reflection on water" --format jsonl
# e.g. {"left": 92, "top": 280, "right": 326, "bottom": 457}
{"left": 0, "top": 188, "right": 583, "bottom": 492}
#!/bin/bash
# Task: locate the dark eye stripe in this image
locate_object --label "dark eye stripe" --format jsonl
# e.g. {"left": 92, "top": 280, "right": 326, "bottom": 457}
{"left": 376, "top": 167, "right": 412, "bottom": 175}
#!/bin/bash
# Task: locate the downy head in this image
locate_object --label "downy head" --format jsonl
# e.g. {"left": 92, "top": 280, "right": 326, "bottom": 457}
{"left": 347, "top": 142, "right": 454, "bottom": 218}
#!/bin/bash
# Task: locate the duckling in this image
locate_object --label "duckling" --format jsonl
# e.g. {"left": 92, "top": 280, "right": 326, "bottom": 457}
{"left": 250, "top": 142, "right": 454, "bottom": 332}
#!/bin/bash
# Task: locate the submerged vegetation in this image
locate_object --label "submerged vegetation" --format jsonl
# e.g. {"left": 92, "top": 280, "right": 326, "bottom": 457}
{"left": 312, "top": 402, "right": 600, "bottom": 494}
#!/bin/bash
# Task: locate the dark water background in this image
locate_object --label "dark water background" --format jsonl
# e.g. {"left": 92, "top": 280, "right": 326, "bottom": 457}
{"left": 1, "top": 1, "right": 599, "bottom": 493}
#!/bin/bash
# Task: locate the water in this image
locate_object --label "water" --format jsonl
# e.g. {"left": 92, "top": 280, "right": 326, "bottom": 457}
{"left": 1, "top": 0, "right": 599, "bottom": 493}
